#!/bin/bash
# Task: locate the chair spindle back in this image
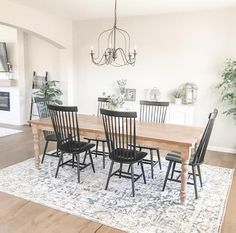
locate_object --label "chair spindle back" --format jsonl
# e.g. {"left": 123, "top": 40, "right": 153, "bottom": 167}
{"left": 48, "top": 105, "right": 80, "bottom": 150}
{"left": 140, "top": 100, "right": 169, "bottom": 123}
{"left": 193, "top": 109, "right": 218, "bottom": 164}
{"left": 101, "top": 109, "right": 137, "bottom": 160}
{"left": 97, "top": 97, "right": 109, "bottom": 116}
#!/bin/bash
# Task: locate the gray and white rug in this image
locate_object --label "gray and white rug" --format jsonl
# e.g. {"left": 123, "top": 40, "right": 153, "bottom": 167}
{"left": 0, "top": 127, "right": 22, "bottom": 138}
{"left": 0, "top": 155, "right": 234, "bottom": 233}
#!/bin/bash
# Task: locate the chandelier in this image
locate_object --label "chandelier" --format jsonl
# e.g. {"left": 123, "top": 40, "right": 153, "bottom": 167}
{"left": 90, "top": 0, "right": 137, "bottom": 67}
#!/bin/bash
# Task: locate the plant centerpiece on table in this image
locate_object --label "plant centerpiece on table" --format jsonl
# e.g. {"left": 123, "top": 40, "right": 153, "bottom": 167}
{"left": 217, "top": 59, "right": 236, "bottom": 123}
{"left": 107, "top": 94, "right": 125, "bottom": 110}
{"left": 172, "top": 88, "right": 183, "bottom": 104}
{"left": 35, "top": 80, "right": 63, "bottom": 105}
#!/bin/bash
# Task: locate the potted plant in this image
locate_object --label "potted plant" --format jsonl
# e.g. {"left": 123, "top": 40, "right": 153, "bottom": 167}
{"left": 173, "top": 89, "right": 183, "bottom": 104}
{"left": 35, "top": 80, "right": 63, "bottom": 105}
{"left": 217, "top": 59, "right": 236, "bottom": 123}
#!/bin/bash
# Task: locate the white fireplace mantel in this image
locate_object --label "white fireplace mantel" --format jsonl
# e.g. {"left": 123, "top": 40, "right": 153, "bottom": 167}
{"left": 0, "top": 79, "right": 17, "bottom": 87}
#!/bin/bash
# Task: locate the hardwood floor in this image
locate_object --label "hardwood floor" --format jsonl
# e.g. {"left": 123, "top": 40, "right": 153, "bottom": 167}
{"left": 0, "top": 123, "right": 235, "bottom": 233}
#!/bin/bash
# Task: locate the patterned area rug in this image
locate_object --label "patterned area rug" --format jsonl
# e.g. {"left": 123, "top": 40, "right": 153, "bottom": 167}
{"left": 0, "top": 127, "right": 22, "bottom": 138}
{"left": 0, "top": 155, "right": 233, "bottom": 233}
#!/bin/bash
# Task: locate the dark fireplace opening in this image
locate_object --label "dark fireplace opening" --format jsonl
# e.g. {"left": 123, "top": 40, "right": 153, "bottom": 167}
{"left": 0, "top": 92, "right": 10, "bottom": 111}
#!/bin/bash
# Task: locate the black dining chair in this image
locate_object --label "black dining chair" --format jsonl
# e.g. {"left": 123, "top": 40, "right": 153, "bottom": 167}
{"left": 84, "top": 97, "right": 109, "bottom": 168}
{"left": 137, "top": 100, "right": 169, "bottom": 179}
{"left": 101, "top": 108, "right": 147, "bottom": 197}
{"left": 48, "top": 104, "right": 95, "bottom": 183}
{"left": 162, "top": 109, "right": 218, "bottom": 199}
{"left": 35, "top": 97, "right": 59, "bottom": 163}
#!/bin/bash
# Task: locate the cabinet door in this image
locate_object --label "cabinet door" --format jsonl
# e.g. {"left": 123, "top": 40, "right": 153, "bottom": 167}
{"left": 166, "top": 104, "right": 194, "bottom": 126}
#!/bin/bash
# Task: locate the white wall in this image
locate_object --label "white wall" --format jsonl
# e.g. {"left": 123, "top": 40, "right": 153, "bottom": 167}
{"left": 0, "top": 0, "right": 74, "bottom": 106}
{"left": 24, "top": 34, "right": 64, "bottom": 121}
{"left": 73, "top": 8, "right": 236, "bottom": 152}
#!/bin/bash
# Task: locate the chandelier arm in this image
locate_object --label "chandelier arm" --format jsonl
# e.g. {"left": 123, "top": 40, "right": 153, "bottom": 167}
{"left": 96, "top": 28, "right": 113, "bottom": 59}
{"left": 107, "top": 29, "right": 114, "bottom": 48}
{"left": 91, "top": 50, "right": 108, "bottom": 65}
{"left": 116, "top": 29, "right": 129, "bottom": 54}
{"left": 115, "top": 48, "right": 131, "bottom": 65}
{"left": 116, "top": 27, "right": 131, "bottom": 50}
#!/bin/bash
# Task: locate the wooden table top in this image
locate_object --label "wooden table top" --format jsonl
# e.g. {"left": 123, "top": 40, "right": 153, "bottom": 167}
{"left": 31, "top": 114, "right": 204, "bottom": 148}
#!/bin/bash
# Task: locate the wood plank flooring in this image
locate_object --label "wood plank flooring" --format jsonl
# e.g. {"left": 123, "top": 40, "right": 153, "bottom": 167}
{"left": 0, "top": 123, "right": 235, "bottom": 233}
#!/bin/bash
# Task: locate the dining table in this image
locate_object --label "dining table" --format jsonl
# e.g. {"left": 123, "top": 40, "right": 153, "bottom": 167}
{"left": 30, "top": 114, "right": 203, "bottom": 205}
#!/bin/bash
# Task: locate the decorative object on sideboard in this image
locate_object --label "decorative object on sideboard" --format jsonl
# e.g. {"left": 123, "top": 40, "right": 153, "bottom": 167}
{"left": 107, "top": 94, "right": 125, "bottom": 110}
{"left": 183, "top": 82, "right": 198, "bottom": 104}
{"left": 172, "top": 88, "right": 183, "bottom": 105}
{"left": 150, "top": 87, "right": 160, "bottom": 101}
{"left": 117, "top": 79, "right": 127, "bottom": 95}
{"left": 90, "top": 0, "right": 137, "bottom": 67}
{"left": 217, "top": 58, "right": 236, "bottom": 123}
{"left": 125, "top": 88, "right": 136, "bottom": 101}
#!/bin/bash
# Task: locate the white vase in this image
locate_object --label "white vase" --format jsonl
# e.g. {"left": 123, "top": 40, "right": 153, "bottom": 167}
{"left": 175, "top": 98, "right": 182, "bottom": 105}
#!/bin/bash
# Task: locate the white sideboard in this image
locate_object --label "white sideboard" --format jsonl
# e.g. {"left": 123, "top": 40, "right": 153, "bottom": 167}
{"left": 166, "top": 104, "right": 194, "bottom": 126}
{"left": 124, "top": 102, "right": 194, "bottom": 126}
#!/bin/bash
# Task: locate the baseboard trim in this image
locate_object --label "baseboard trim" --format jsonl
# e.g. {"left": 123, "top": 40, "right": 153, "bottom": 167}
{"left": 208, "top": 146, "right": 236, "bottom": 154}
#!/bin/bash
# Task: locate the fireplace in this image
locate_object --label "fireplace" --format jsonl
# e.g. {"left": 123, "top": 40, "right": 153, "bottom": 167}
{"left": 0, "top": 91, "right": 10, "bottom": 111}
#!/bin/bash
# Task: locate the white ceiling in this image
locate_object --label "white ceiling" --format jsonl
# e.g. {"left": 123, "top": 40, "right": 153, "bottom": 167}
{"left": 9, "top": 0, "right": 236, "bottom": 20}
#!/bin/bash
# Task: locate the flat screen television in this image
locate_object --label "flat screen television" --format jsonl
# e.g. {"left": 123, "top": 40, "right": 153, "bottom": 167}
{"left": 0, "top": 42, "right": 10, "bottom": 72}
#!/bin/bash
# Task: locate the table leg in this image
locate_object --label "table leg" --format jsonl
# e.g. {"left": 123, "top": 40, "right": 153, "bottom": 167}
{"left": 180, "top": 147, "right": 191, "bottom": 205}
{"left": 32, "top": 125, "right": 41, "bottom": 170}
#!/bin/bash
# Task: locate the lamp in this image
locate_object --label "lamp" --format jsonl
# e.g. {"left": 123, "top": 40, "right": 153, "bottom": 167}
{"left": 90, "top": 0, "right": 137, "bottom": 67}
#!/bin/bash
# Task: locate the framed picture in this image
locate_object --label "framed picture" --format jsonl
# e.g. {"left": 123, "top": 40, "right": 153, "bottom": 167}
{"left": 125, "top": 88, "right": 136, "bottom": 101}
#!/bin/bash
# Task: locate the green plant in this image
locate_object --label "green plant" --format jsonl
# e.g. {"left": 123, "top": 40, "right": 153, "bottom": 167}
{"left": 173, "top": 89, "right": 183, "bottom": 99}
{"left": 35, "top": 80, "right": 63, "bottom": 104}
{"left": 217, "top": 59, "right": 236, "bottom": 123}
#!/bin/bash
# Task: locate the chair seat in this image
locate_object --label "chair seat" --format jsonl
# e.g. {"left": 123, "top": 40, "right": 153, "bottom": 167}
{"left": 110, "top": 148, "right": 147, "bottom": 163}
{"left": 166, "top": 151, "right": 194, "bottom": 164}
{"left": 59, "top": 141, "right": 95, "bottom": 154}
{"left": 84, "top": 136, "right": 107, "bottom": 142}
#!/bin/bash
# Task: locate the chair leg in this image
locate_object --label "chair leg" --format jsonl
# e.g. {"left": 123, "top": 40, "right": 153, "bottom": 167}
{"left": 102, "top": 141, "right": 105, "bottom": 169}
{"left": 105, "top": 161, "right": 114, "bottom": 190}
{"left": 140, "top": 161, "right": 146, "bottom": 184}
{"left": 72, "top": 154, "right": 75, "bottom": 168}
{"left": 131, "top": 164, "right": 135, "bottom": 197}
{"left": 95, "top": 140, "right": 99, "bottom": 157}
{"left": 119, "top": 163, "right": 123, "bottom": 178}
{"left": 156, "top": 148, "right": 162, "bottom": 170}
{"left": 171, "top": 162, "right": 176, "bottom": 179}
{"left": 197, "top": 165, "right": 203, "bottom": 187}
{"left": 55, "top": 152, "right": 64, "bottom": 178}
{"left": 76, "top": 153, "right": 80, "bottom": 183}
{"left": 162, "top": 161, "right": 172, "bottom": 191}
{"left": 83, "top": 151, "right": 88, "bottom": 164}
{"left": 127, "top": 164, "right": 131, "bottom": 173}
{"left": 150, "top": 149, "right": 154, "bottom": 179}
{"left": 83, "top": 139, "right": 90, "bottom": 164}
{"left": 89, "top": 150, "right": 95, "bottom": 173}
{"left": 41, "top": 141, "right": 49, "bottom": 163}
{"left": 192, "top": 166, "right": 198, "bottom": 199}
